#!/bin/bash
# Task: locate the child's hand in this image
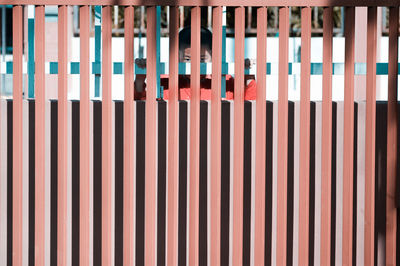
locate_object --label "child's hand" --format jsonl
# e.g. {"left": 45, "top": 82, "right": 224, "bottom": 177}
{"left": 135, "top": 58, "right": 147, "bottom": 69}
{"left": 245, "top": 58, "right": 255, "bottom": 70}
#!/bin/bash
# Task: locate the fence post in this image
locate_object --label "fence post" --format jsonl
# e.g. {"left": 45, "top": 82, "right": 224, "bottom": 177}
{"left": 79, "top": 5, "right": 91, "bottom": 266}
{"left": 364, "top": 6, "right": 377, "bottom": 266}
{"left": 123, "top": 5, "right": 135, "bottom": 266}
{"left": 343, "top": 6, "right": 355, "bottom": 266}
{"left": 102, "top": 6, "right": 113, "bottom": 266}
{"left": 12, "top": 5, "right": 23, "bottom": 266}
{"left": 210, "top": 5, "right": 222, "bottom": 266}
{"left": 299, "top": 6, "right": 311, "bottom": 266}
{"left": 232, "top": 6, "right": 245, "bottom": 266}
{"left": 167, "top": 5, "right": 179, "bottom": 266}
{"left": 57, "top": 5, "right": 69, "bottom": 266}
{"left": 254, "top": 6, "right": 267, "bottom": 266}
{"left": 386, "top": 6, "right": 398, "bottom": 266}
{"left": 321, "top": 7, "right": 333, "bottom": 266}
{"left": 145, "top": 6, "right": 158, "bottom": 266}
{"left": 34, "top": 5, "right": 46, "bottom": 265}
{"left": 189, "top": 6, "right": 201, "bottom": 266}
{"left": 277, "top": 6, "right": 289, "bottom": 266}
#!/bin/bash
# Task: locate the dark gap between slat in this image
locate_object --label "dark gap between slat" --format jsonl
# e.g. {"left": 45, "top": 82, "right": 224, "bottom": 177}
{"left": 50, "top": 101, "right": 58, "bottom": 266}
{"left": 28, "top": 100, "right": 35, "bottom": 266}
{"left": 286, "top": 101, "right": 294, "bottom": 266}
{"left": 309, "top": 102, "right": 316, "bottom": 266}
{"left": 352, "top": 103, "right": 358, "bottom": 266}
{"left": 243, "top": 101, "right": 252, "bottom": 265}
{"left": 220, "top": 101, "right": 230, "bottom": 266}
{"left": 178, "top": 100, "right": 188, "bottom": 266}
{"left": 199, "top": 100, "right": 208, "bottom": 266}
{"left": 331, "top": 102, "right": 337, "bottom": 266}
{"left": 374, "top": 101, "right": 387, "bottom": 266}
{"left": 136, "top": 101, "right": 145, "bottom": 266}
{"left": 93, "top": 101, "right": 102, "bottom": 266}
{"left": 115, "top": 101, "right": 124, "bottom": 266}
{"left": 157, "top": 100, "right": 167, "bottom": 266}
{"left": 265, "top": 101, "right": 274, "bottom": 266}
{"left": 7, "top": 100, "right": 12, "bottom": 266}
{"left": 72, "top": 101, "right": 80, "bottom": 266}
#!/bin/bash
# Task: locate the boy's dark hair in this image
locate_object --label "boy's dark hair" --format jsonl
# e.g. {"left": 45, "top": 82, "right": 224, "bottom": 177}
{"left": 179, "top": 26, "right": 213, "bottom": 54}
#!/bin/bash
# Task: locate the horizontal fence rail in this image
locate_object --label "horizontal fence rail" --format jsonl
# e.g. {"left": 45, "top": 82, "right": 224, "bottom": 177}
{"left": 2, "top": 62, "right": 400, "bottom": 75}
{"left": 0, "top": 2, "right": 399, "bottom": 266}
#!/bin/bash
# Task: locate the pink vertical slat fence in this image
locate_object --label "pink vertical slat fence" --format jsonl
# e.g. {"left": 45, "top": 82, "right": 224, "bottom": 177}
{"left": 189, "top": 6, "right": 201, "bottom": 266}
{"left": 145, "top": 6, "right": 158, "bottom": 266}
{"left": 298, "top": 7, "right": 311, "bottom": 266}
{"left": 365, "top": 6, "right": 377, "bottom": 266}
{"left": 167, "top": 6, "right": 179, "bottom": 266}
{"left": 277, "top": 6, "right": 289, "bottom": 265}
{"left": 1, "top": 1, "right": 399, "bottom": 266}
{"left": 254, "top": 6, "right": 267, "bottom": 266}
{"left": 210, "top": 5, "right": 222, "bottom": 266}
{"left": 34, "top": 5, "right": 45, "bottom": 265}
{"left": 387, "top": 6, "right": 399, "bottom": 266}
{"left": 12, "top": 5, "right": 23, "bottom": 266}
{"left": 79, "top": 5, "right": 91, "bottom": 266}
{"left": 57, "top": 5, "right": 68, "bottom": 266}
{"left": 320, "top": 6, "right": 333, "bottom": 266}
{"left": 123, "top": 5, "right": 135, "bottom": 266}
{"left": 232, "top": 6, "right": 245, "bottom": 266}
{"left": 343, "top": 7, "right": 355, "bottom": 266}
{"left": 102, "top": 5, "right": 113, "bottom": 266}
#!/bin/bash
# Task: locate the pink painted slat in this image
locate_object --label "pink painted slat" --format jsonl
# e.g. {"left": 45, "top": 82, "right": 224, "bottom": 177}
{"left": 102, "top": 6, "right": 113, "bottom": 266}
{"left": 364, "top": 6, "right": 377, "bottom": 266}
{"left": 232, "top": 6, "right": 245, "bottom": 266}
{"left": 210, "top": 6, "right": 222, "bottom": 266}
{"left": 320, "top": 7, "right": 333, "bottom": 266}
{"left": 386, "top": 6, "right": 398, "bottom": 266}
{"left": 0, "top": 1, "right": 399, "bottom": 7}
{"left": 79, "top": 5, "right": 91, "bottom": 266}
{"left": 12, "top": 5, "right": 23, "bottom": 266}
{"left": 189, "top": 6, "right": 200, "bottom": 266}
{"left": 276, "top": 7, "right": 289, "bottom": 266}
{"left": 167, "top": 6, "right": 179, "bottom": 266}
{"left": 57, "top": 5, "right": 68, "bottom": 266}
{"left": 145, "top": 6, "right": 158, "bottom": 266}
{"left": 342, "top": 6, "right": 355, "bottom": 266}
{"left": 254, "top": 6, "right": 267, "bottom": 266}
{"left": 34, "top": 5, "right": 46, "bottom": 266}
{"left": 123, "top": 5, "right": 135, "bottom": 266}
{"left": 298, "top": 7, "right": 311, "bottom": 266}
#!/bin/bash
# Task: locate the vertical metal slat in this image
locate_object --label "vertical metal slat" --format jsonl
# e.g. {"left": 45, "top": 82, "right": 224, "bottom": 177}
{"left": 232, "top": 6, "right": 245, "bottom": 266}
{"left": 145, "top": 6, "right": 158, "bottom": 266}
{"left": 123, "top": 5, "right": 135, "bottom": 266}
{"left": 79, "top": 5, "right": 91, "bottom": 266}
{"left": 364, "top": 6, "right": 377, "bottom": 266}
{"left": 342, "top": 6, "right": 355, "bottom": 266}
{"left": 254, "top": 6, "right": 267, "bottom": 266}
{"left": 188, "top": 6, "right": 201, "bottom": 266}
{"left": 167, "top": 5, "right": 179, "bottom": 266}
{"left": 386, "top": 6, "right": 398, "bottom": 266}
{"left": 57, "top": 5, "right": 69, "bottom": 266}
{"left": 12, "top": 5, "right": 23, "bottom": 266}
{"left": 34, "top": 5, "right": 46, "bottom": 265}
{"left": 320, "top": 7, "right": 333, "bottom": 266}
{"left": 299, "top": 6, "right": 311, "bottom": 266}
{"left": 210, "top": 5, "right": 222, "bottom": 266}
{"left": 102, "top": 5, "right": 113, "bottom": 266}
{"left": 276, "top": 7, "right": 289, "bottom": 266}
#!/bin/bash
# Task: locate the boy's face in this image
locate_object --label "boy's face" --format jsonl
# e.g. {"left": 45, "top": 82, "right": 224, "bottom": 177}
{"left": 179, "top": 46, "right": 212, "bottom": 63}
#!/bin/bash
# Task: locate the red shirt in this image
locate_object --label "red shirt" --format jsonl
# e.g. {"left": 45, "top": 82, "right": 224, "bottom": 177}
{"left": 135, "top": 74, "right": 257, "bottom": 100}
